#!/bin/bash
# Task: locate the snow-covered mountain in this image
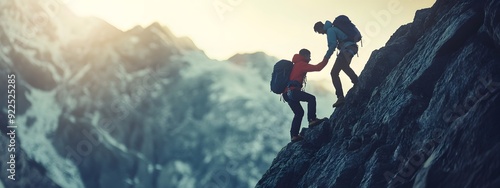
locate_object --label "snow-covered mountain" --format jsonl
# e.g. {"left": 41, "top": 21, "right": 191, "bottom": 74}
{"left": 0, "top": 0, "right": 334, "bottom": 187}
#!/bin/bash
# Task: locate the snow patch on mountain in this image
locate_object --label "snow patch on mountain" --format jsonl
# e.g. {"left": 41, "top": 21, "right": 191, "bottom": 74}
{"left": 17, "top": 88, "right": 84, "bottom": 188}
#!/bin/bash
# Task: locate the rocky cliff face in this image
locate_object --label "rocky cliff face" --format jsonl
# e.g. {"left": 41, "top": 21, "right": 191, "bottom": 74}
{"left": 257, "top": 0, "right": 500, "bottom": 187}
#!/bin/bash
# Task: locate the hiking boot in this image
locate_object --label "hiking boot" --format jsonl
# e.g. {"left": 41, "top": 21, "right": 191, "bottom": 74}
{"left": 332, "top": 98, "right": 345, "bottom": 108}
{"left": 308, "top": 118, "right": 324, "bottom": 127}
{"left": 291, "top": 135, "right": 304, "bottom": 142}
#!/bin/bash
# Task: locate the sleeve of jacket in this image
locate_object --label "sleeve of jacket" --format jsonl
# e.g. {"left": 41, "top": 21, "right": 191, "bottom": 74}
{"left": 324, "top": 28, "right": 338, "bottom": 59}
{"left": 302, "top": 58, "right": 330, "bottom": 72}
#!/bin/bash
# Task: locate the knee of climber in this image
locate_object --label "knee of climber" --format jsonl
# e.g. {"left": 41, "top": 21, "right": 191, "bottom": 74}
{"left": 331, "top": 70, "right": 340, "bottom": 78}
{"left": 295, "top": 108, "right": 304, "bottom": 117}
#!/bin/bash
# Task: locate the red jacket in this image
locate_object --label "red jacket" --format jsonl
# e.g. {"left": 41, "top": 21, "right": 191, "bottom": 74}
{"left": 284, "top": 54, "right": 329, "bottom": 93}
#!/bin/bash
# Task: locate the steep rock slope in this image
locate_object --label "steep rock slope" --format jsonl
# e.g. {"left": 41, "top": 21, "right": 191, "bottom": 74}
{"left": 257, "top": 0, "right": 500, "bottom": 187}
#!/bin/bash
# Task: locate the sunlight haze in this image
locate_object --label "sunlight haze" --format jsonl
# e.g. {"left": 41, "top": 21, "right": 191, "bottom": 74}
{"left": 65, "top": 0, "right": 436, "bottom": 90}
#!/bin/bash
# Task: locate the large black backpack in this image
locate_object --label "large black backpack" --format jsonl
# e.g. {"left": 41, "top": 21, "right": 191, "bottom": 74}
{"left": 270, "top": 59, "right": 293, "bottom": 94}
{"left": 332, "top": 15, "right": 362, "bottom": 43}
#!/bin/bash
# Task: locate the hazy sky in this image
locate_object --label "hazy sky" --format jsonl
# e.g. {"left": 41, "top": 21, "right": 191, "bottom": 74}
{"left": 65, "top": 0, "right": 436, "bottom": 85}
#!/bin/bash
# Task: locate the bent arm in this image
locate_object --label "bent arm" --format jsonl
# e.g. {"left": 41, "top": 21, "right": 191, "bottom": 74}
{"left": 324, "top": 29, "right": 337, "bottom": 59}
{"left": 302, "top": 58, "right": 330, "bottom": 72}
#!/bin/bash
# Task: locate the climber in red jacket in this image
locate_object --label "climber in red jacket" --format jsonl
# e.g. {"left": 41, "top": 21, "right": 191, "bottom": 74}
{"left": 283, "top": 49, "right": 329, "bottom": 142}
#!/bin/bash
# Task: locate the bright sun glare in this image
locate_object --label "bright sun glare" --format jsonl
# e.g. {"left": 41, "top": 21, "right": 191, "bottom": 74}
{"left": 63, "top": 0, "right": 436, "bottom": 94}
{"left": 64, "top": 0, "right": 436, "bottom": 62}
{"left": 65, "top": 0, "right": 149, "bottom": 30}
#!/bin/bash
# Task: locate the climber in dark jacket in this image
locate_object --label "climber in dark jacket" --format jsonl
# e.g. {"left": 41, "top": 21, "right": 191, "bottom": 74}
{"left": 283, "top": 49, "right": 329, "bottom": 142}
{"left": 314, "top": 20, "right": 359, "bottom": 107}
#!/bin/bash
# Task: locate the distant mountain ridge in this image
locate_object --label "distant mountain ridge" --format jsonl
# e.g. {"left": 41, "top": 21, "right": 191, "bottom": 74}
{"left": 0, "top": 0, "right": 319, "bottom": 187}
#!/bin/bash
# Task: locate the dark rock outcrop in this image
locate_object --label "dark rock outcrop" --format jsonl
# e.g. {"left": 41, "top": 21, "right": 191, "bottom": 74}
{"left": 257, "top": 0, "right": 500, "bottom": 187}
